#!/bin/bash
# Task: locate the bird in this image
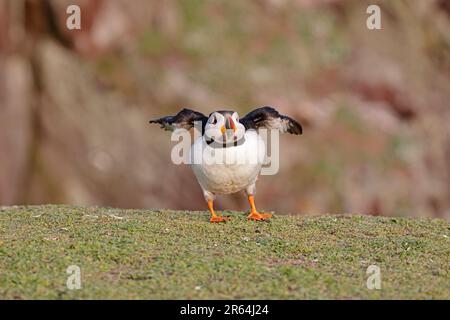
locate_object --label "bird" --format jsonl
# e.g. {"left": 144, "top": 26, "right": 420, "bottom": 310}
{"left": 149, "top": 106, "right": 302, "bottom": 223}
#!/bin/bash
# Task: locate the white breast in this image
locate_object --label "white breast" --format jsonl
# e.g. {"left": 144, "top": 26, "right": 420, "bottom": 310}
{"left": 189, "top": 130, "right": 266, "bottom": 194}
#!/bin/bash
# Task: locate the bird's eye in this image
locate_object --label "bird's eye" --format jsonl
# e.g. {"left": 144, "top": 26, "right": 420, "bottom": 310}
{"left": 211, "top": 117, "right": 217, "bottom": 124}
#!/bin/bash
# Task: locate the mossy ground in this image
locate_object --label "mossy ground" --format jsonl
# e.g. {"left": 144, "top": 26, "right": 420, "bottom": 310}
{"left": 0, "top": 205, "right": 448, "bottom": 299}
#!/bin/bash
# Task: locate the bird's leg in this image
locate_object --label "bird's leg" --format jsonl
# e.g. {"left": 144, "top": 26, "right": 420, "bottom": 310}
{"left": 208, "top": 200, "right": 229, "bottom": 223}
{"left": 247, "top": 195, "right": 272, "bottom": 221}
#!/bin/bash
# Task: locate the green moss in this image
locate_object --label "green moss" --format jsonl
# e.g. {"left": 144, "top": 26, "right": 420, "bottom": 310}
{"left": 0, "top": 205, "right": 448, "bottom": 299}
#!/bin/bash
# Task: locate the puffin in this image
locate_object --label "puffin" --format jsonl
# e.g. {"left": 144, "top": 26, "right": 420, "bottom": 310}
{"left": 149, "top": 106, "right": 302, "bottom": 223}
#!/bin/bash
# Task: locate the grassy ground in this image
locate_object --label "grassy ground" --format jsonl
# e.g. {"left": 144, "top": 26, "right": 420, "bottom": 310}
{"left": 0, "top": 205, "right": 448, "bottom": 299}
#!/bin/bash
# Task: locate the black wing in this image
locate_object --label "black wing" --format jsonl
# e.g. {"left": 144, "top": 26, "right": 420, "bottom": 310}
{"left": 149, "top": 108, "right": 208, "bottom": 132}
{"left": 240, "top": 106, "right": 302, "bottom": 135}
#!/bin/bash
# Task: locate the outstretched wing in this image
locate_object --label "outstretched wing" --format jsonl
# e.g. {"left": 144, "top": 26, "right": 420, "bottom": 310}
{"left": 149, "top": 108, "right": 208, "bottom": 132}
{"left": 240, "top": 106, "right": 302, "bottom": 135}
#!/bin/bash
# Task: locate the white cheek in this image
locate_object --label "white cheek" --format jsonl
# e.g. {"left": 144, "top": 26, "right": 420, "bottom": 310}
{"left": 204, "top": 126, "right": 222, "bottom": 140}
{"left": 235, "top": 124, "right": 246, "bottom": 139}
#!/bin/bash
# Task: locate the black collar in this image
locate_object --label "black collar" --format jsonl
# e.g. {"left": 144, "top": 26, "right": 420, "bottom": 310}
{"left": 205, "top": 136, "right": 246, "bottom": 148}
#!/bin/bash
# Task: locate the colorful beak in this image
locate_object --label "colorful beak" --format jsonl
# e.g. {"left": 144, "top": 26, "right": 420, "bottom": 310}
{"left": 225, "top": 117, "right": 236, "bottom": 132}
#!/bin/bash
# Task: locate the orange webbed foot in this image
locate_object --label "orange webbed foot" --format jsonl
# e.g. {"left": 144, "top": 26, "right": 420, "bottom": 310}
{"left": 247, "top": 212, "right": 272, "bottom": 221}
{"left": 207, "top": 199, "right": 229, "bottom": 223}
{"left": 246, "top": 195, "right": 272, "bottom": 221}
{"left": 210, "top": 216, "right": 230, "bottom": 223}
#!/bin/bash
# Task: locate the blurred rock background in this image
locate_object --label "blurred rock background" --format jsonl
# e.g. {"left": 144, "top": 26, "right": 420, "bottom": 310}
{"left": 0, "top": 0, "right": 449, "bottom": 218}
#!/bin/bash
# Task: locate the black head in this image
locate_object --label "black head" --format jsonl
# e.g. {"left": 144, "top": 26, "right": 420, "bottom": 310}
{"left": 210, "top": 110, "right": 235, "bottom": 117}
